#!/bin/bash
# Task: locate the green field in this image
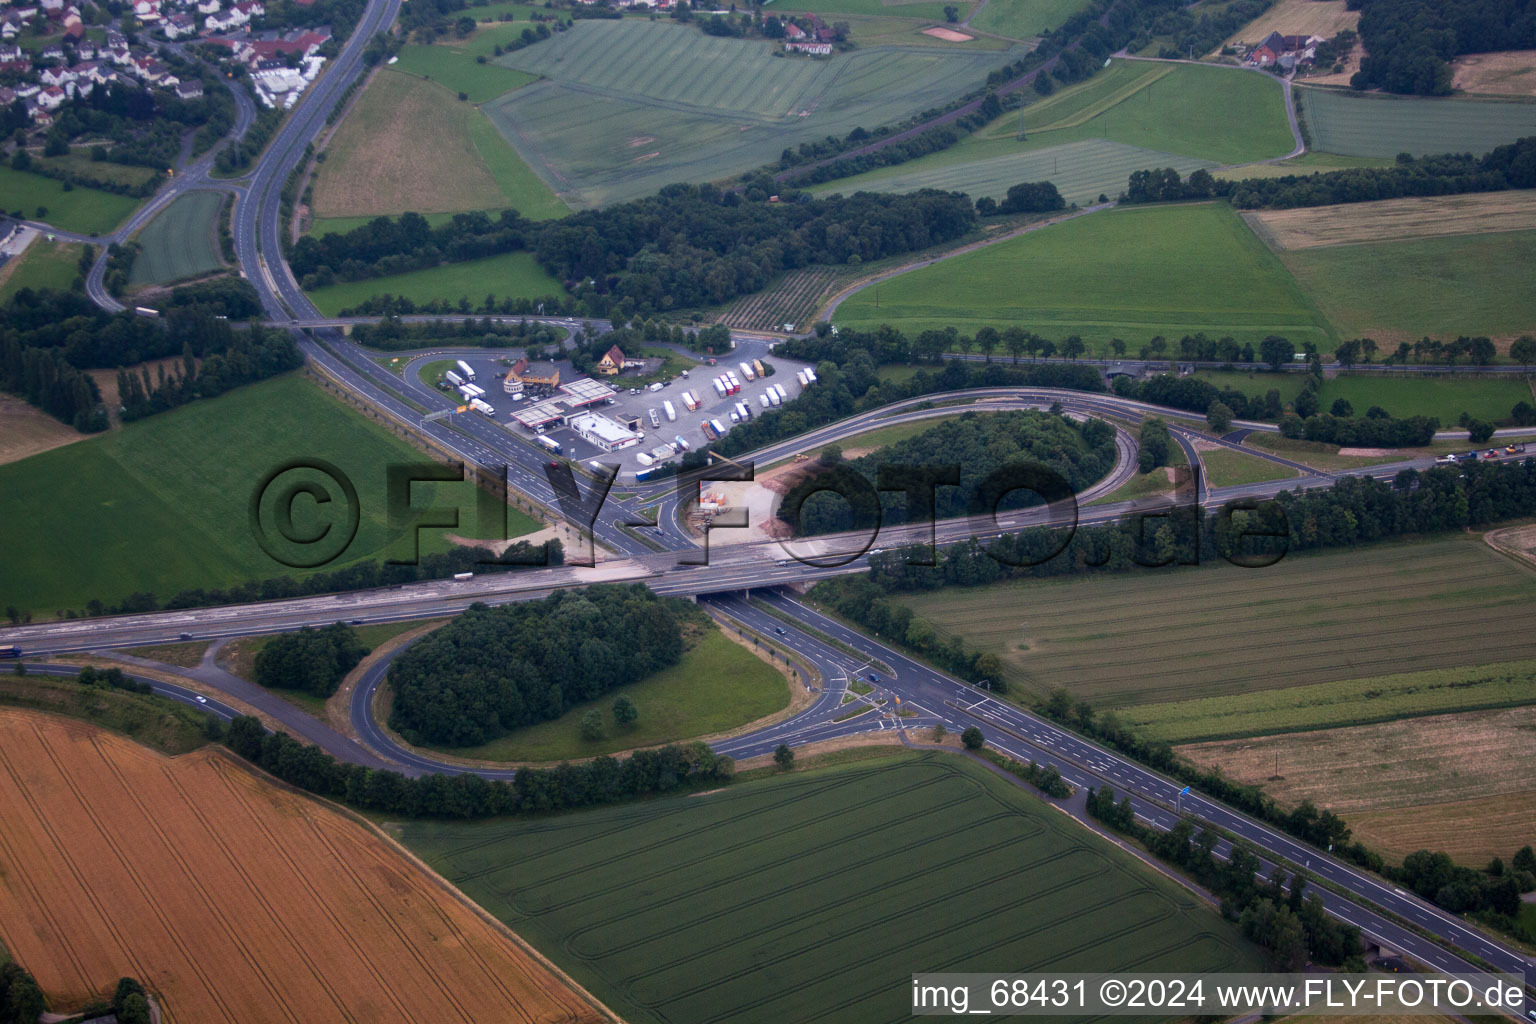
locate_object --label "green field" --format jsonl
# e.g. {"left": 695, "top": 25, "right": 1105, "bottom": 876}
{"left": 814, "top": 138, "right": 1217, "bottom": 206}
{"left": 769, "top": 0, "right": 970, "bottom": 19}
{"left": 391, "top": 30, "right": 540, "bottom": 103}
{"left": 304, "top": 250, "right": 563, "bottom": 315}
{"left": 1198, "top": 446, "right": 1299, "bottom": 487}
{"left": 0, "top": 374, "right": 536, "bottom": 617}
{"left": 0, "top": 239, "right": 83, "bottom": 300}
{"left": 1216, "top": 151, "right": 1396, "bottom": 180}
{"left": 0, "top": 164, "right": 141, "bottom": 236}
{"left": 970, "top": 0, "right": 1092, "bottom": 38}
{"left": 891, "top": 535, "right": 1536, "bottom": 706}
{"left": 29, "top": 149, "right": 161, "bottom": 189}
{"left": 1280, "top": 230, "right": 1536, "bottom": 342}
{"left": 1296, "top": 87, "right": 1536, "bottom": 158}
{"left": 425, "top": 626, "right": 790, "bottom": 762}
{"left": 402, "top": 753, "right": 1263, "bottom": 1024}
{"left": 815, "top": 60, "right": 1292, "bottom": 203}
{"left": 127, "top": 191, "right": 225, "bottom": 287}
{"left": 1195, "top": 370, "right": 1531, "bottom": 423}
{"left": 1121, "top": 659, "right": 1536, "bottom": 743}
{"left": 486, "top": 18, "right": 1025, "bottom": 207}
{"left": 834, "top": 202, "right": 1333, "bottom": 348}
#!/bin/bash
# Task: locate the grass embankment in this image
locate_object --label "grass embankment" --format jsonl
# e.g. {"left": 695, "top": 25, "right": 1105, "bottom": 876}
{"left": 401, "top": 752, "right": 1263, "bottom": 1024}
{"left": 0, "top": 670, "right": 213, "bottom": 755}
{"left": 304, "top": 250, "right": 562, "bottom": 316}
{"left": 423, "top": 624, "right": 790, "bottom": 762}
{"left": 0, "top": 373, "right": 535, "bottom": 618}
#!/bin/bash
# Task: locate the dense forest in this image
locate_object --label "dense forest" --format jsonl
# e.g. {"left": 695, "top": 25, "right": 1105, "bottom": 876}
{"left": 254, "top": 622, "right": 368, "bottom": 697}
{"left": 777, "top": 410, "right": 1117, "bottom": 536}
{"left": 1350, "top": 0, "right": 1536, "bottom": 94}
{"left": 388, "top": 586, "right": 694, "bottom": 746}
{"left": 1123, "top": 137, "right": 1536, "bottom": 208}
{"left": 289, "top": 209, "right": 536, "bottom": 288}
{"left": 223, "top": 713, "right": 735, "bottom": 817}
{"left": 0, "top": 288, "right": 299, "bottom": 429}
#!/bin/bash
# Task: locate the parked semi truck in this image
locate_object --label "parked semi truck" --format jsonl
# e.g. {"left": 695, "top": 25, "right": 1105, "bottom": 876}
{"left": 470, "top": 398, "right": 495, "bottom": 417}
{"left": 445, "top": 370, "right": 464, "bottom": 388}
{"left": 456, "top": 360, "right": 476, "bottom": 382}
{"left": 663, "top": 400, "right": 676, "bottom": 421}
{"left": 738, "top": 361, "right": 755, "bottom": 381}
{"left": 648, "top": 408, "right": 661, "bottom": 428}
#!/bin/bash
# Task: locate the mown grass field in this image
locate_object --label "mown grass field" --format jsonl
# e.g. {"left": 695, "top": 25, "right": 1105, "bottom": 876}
{"left": 970, "top": 0, "right": 1091, "bottom": 38}
{"left": 314, "top": 70, "right": 565, "bottom": 223}
{"left": 834, "top": 202, "right": 1333, "bottom": 348}
{"left": 1198, "top": 445, "right": 1299, "bottom": 487}
{"left": 127, "top": 190, "right": 224, "bottom": 287}
{"left": 1348, "top": 789, "right": 1536, "bottom": 865}
{"left": 1194, "top": 370, "right": 1531, "bottom": 423}
{"left": 29, "top": 148, "right": 161, "bottom": 189}
{"left": 0, "top": 164, "right": 140, "bottom": 236}
{"left": 891, "top": 535, "right": 1536, "bottom": 706}
{"left": 304, "top": 249, "right": 562, "bottom": 315}
{"left": 487, "top": 18, "right": 1024, "bottom": 207}
{"left": 0, "top": 238, "right": 82, "bottom": 301}
{"left": 1279, "top": 229, "right": 1536, "bottom": 343}
{"left": 425, "top": 626, "right": 789, "bottom": 762}
{"left": 770, "top": 0, "right": 971, "bottom": 19}
{"left": 1296, "top": 86, "right": 1536, "bottom": 157}
{"left": 402, "top": 753, "right": 1263, "bottom": 1024}
{"left": 0, "top": 710, "right": 601, "bottom": 1024}
{"left": 390, "top": 27, "right": 541, "bottom": 102}
{"left": 1120, "top": 659, "right": 1536, "bottom": 743}
{"left": 1215, "top": 151, "right": 1395, "bottom": 180}
{"left": 0, "top": 374, "right": 532, "bottom": 618}
{"left": 816, "top": 60, "right": 1291, "bottom": 202}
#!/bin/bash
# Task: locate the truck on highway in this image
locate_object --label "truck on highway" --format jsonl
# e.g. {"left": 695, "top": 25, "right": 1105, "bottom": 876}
{"left": 453, "top": 572, "right": 474, "bottom": 581}
{"left": 648, "top": 408, "right": 661, "bottom": 428}
{"left": 456, "top": 360, "right": 476, "bottom": 382}
{"left": 445, "top": 369, "right": 464, "bottom": 388}
{"left": 537, "top": 434, "right": 562, "bottom": 455}
{"left": 0, "top": 645, "right": 19, "bottom": 659}
{"left": 469, "top": 398, "right": 495, "bottom": 417}
{"left": 663, "top": 400, "right": 676, "bottom": 421}
{"left": 134, "top": 306, "right": 159, "bottom": 318}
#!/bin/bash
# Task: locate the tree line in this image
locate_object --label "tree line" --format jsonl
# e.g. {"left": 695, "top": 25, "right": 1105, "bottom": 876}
{"left": 388, "top": 586, "right": 694, "bottom": 747}
{"left": 290, "top": 209, "right": 537, "bottom": 289}
{"left": 0, "top": 964, "right": 45, "bottom": 1024}
{"left": 777, "top": 410, "right": 1117, "bottom": 536}
{"left": 223, "top": 714, "right": 735, "bottom": 818}
{"left": 255, "top": 622, "right": 368, "bottom": 698}
{"left": 115, "top": 326, "right": 303, "bottom": 423}
{"left": 1123, "top": 136, "right": 1536, "bottom": 209}
{"left": 1087, "top": 797, "right": 1363, "bottom": 970}
{"left": 349, "top": 316, "right": 565, "bottom": 352}
{"left": 1350, "top": 0, "right": 1535, "bottom": 94}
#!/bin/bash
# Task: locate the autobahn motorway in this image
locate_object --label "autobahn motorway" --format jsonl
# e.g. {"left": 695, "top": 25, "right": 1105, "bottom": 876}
{"left": 8, "top": 0, "right": 1536, "bottom": 999}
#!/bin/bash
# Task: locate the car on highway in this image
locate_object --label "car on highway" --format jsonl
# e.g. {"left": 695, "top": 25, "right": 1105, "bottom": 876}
{"left": 774, "top": 627, "right": 786, "bottom": 635}
{"left": 195, "top": 695, "right": 207, "bottom": 704}
{"left": 868, "top": 673, "right": 880, "bottom": 683}
{"left": 350, "top": 619, "right": 364, "bottom": 625}
{"left": 1483, "top": 448, "right": 1501, "bottom": 459}
{"left": 1507, "top": 443, "right": 1527, "bottom": 454}
{"left": 179, "top": 633, "right": 193, "bottom": 640}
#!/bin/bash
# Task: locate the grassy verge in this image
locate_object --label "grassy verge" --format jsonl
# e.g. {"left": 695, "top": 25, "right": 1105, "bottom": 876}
{"left": 304, "top": 250, "right": 562, "bottom": 316}
{"left": 1199, "top": 446, "right": 1300, "bottom": 487}
{"left": 124, "top": 641, "right": 210, "bottom": 668}
{"left": 0, "top": 669, "right": 215, "bottom": 755}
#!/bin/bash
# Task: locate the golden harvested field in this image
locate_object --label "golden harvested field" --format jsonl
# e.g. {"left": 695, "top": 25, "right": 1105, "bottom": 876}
{"left": 1222, "top": 0, "right": 1358, "bottom": 50}
{"left": 0, "top": 709, "right": 607, "bottom": 1024}
{"left": 1245, "top": 190, "right": 1536, "bottom": 250}
{"left": 1452, "top": 50, "right": 1536, "bottom": 97}
{"left": 1349, "top": 790, "right": 1536, "bottom": 865}
{"left": 312, "top": 70, "right": 506, "bottom": 219}
{"left": 0, "top": 392, "right": 85, "bottom": 465}
{"left": 1178, "top": 706, "right": 1536, "bottom": 862}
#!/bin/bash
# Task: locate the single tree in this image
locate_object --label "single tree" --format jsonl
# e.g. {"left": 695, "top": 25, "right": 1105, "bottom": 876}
{"left": 932, "top": 723, "right": 947, "bottom": 743}
{"left": 1510, "top": 335, "right": 1536, "bottom": 367}
{"left": 961, "top": 726, "right": 984, "bottom": 751}
{"left": 1206, "top": 401, "right": 1234, "bottom": 434}
{"left": 773, "top": 743, "right": 794, "bottom": 770}
{"left": 1467, "top": 419, "right": 1494, "bottom": 443}
{"left": 1330, "top": 398, "right": 1353, "bottom": 417}
{"left": 612, "top": 695, "right": 638, "bottom": 728}
{"left": 943, "top": 3, "right": 959, "bottom": 20}
{"left": 579, "top": 710, "right": 605, "bottom": 740}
